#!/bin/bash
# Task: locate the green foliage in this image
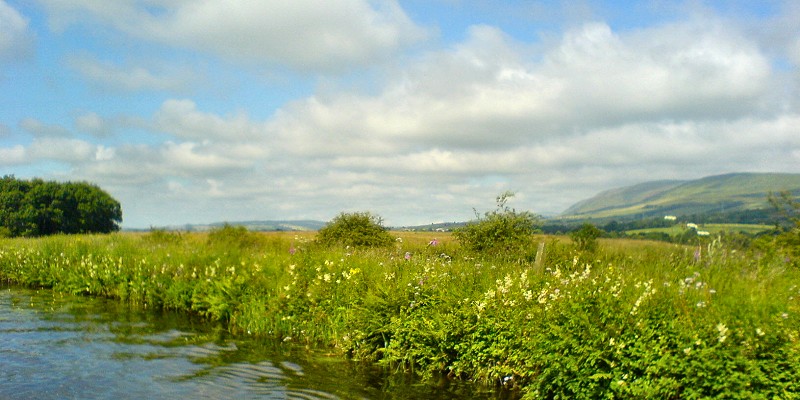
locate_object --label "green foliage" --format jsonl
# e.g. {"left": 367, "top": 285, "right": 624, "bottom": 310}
{"left": 143, "top": 228, "right": 184, "bottom": 245}
{"left": 207, "top": 224, "right": 263, "bottom": 249}
{"left": 0, "top": 175, "right": 122, "bottom": 237}
{"left": 570, "top": 223, "right": 603, "bottom": 252}
{"left": 316, "top": 212, "right": 394, "bottom": 248}
{"left": 766, "top": 191, "right": 800, "bottom": 263}
{"left": 453, "top": 191, "right": 540, "bottom": 255}
{"left": 1, "top": 231, "right": 799, "bottom": 398}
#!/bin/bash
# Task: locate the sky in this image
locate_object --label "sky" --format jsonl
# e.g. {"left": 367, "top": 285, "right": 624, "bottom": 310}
{"left": 1, "top": 1, "right": 799, "bottom": 228}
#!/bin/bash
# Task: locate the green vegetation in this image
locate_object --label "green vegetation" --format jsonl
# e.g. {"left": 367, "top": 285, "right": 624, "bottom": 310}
{"left": 2, "top": 224, "right": 799, "bottom": 398}
{"left": 569, "top": 223, "right": 602, "bottom": 253}
{"left": 0, "top": 176, "right": 122, "bottom": 237}
{"left": 316, "top": 212, "right": 395, "bottom": 248}
{"left": 453, "top": 191, "right": 540, "bottom": 256}
{"left": 561, "top": 172, "right": 800, "bottom": 221}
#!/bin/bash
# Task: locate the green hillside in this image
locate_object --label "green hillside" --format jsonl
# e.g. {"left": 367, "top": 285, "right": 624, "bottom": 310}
{"left": 561, "top": 172, "right": 800, "bottom": 221}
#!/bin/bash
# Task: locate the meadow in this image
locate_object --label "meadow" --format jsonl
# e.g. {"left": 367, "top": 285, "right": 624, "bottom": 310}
{"left": 1, "top": 228, "right": 799, "bottom": 398}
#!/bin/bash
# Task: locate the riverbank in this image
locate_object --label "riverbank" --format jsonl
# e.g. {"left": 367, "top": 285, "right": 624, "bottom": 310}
{"left": 1, "top": 230, "right": 798, "bottom": 398}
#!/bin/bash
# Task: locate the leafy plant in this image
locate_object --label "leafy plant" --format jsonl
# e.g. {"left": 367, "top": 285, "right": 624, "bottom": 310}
{"left": 316, "top": 211, "right": 394, "bottom": 248}
{"left": 453, "top": 191, "right": 540, "bottom": 254}
{"left": 207, "top": 223, "right": 262, "bottom": 249}
{"left": 570, "top": 223, "right": 603, "bottom": 253}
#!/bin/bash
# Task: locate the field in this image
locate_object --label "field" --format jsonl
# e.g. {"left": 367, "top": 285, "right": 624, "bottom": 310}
{"left": 1, "top": 229, "right": 799, "bottom": 398}
{"left": 626, "top": 223, "right": 774, "bottom": 236}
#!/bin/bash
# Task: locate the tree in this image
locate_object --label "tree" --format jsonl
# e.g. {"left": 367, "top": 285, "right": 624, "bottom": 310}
{"left": 0, "top": 176, "right": 122, "bottom": 237}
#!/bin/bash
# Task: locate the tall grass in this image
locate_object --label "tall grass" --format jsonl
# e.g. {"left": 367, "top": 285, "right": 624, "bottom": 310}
{"left": 1, "top": 231, "right": 798, "bottom": 398}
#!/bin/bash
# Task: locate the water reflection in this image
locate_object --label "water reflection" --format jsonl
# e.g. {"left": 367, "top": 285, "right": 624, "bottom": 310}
{"left": 0, "top": 285, "right": 513, "bottom": 399}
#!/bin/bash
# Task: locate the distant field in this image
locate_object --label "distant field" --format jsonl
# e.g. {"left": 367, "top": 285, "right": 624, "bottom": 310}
{"left": 626, "top": 223, "right": 773, "bottom": 236}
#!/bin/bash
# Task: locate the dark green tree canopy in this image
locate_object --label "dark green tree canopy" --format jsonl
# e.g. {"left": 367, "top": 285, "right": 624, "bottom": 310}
{"left": 0, "top": 176, "right": 122, "bottom": 237}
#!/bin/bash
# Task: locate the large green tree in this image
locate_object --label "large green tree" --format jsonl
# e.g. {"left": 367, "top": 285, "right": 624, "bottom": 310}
{"left": 0, "top": 176, "right": 122, "bottom": 237}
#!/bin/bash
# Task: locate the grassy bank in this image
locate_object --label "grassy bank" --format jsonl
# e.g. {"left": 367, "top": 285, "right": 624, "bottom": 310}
{"left": 1, "top": 230, "right": 798, "bottom": 398}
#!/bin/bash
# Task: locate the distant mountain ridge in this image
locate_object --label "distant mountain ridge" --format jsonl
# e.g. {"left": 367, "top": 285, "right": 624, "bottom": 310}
{"left": 133, "top": 220, "right": 328, "bottom": 232}
{"left": 560, "top": 172, "right": 800, "bottom": 220}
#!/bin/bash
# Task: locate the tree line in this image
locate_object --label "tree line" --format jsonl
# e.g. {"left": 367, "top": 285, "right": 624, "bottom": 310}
{"left": 0, "top": 176, "right": 122, "bottom": 237}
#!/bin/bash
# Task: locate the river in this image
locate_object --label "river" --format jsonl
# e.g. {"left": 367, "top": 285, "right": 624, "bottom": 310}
{"left": 0, "top": 284, "right": 513, "bottom": 399}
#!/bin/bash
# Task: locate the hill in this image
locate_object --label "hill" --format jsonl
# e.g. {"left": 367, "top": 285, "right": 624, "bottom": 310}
{"left": 126, "top": 220, "right": 328, "bottom": 232}
{"left": 560, "top": 172, "right": 800, "bottom": 221}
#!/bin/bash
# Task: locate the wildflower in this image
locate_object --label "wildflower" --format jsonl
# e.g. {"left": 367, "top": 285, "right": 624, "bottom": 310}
{"left": 716, "top": 323, "right": 728, "bottom": 343}
{"left": 288, "top": 246, "right": 296, "bottom": 255}
{"left": 404, "top": 252, "right": 411, "bottom": 261}
{"left": 756, "top": 328, "right": 765, "bottom": 337}
{"left": 781, "top": 312, "right": 789, "bottom": 319}
{"left": 523, "top": 290, "right": 533, "bottom": 301}
{"left": 683, "top": 348, "right": 692, "bottom": 355}
{"left": 428, "top": 238, "right": 439, "bottom": 246}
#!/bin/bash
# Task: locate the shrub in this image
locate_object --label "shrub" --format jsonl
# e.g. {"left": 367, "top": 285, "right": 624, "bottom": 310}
{"left": 570, "top": 223, "right": 603, "bottom": 253}
{"left": 316, "top": 211, "right": 394, "bottom": 248}
{"left": 207, "top": 224, "right": 262, "bottom": 249}
{"left": 454, "top": 191, "right": 540, "bottom": 254}
{"left": 143, "top": 228, "right": 183, "bottom": 245}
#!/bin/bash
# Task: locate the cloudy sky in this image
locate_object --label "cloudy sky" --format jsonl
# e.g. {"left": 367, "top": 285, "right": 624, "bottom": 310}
{"left": 2, "top": 1, "right": 799, "bottom": 228}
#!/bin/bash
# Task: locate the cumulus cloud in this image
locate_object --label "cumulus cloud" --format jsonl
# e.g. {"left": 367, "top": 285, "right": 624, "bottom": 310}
{"left": 27, "top": 137, "right": 96, "bottom": 162}
{"left": 271, "top": 20, "right": 773, "bottom": 164}
{"left": 154, "top": 99, "right": 269, "bottom": 143}
{"left": 38, "top": 0, "right": 428, "bottom": 73}
{"left": 18, "top": 5, "right": 800, "bottom": 226}
{"left": 0, "top": 0, "right": 33, "bottom": 61}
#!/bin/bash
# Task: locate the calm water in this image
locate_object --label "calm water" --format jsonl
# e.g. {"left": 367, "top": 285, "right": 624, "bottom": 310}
{"left": 0, "top": 284, "right": 512, "bottom": 399}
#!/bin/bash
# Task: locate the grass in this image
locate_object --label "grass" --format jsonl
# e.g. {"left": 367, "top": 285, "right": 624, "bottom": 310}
{"left": 627, "top": 223, "right": 773, "bottom": 236}
{"left": 1, "top": 230, "right": 798, "bottom": 398}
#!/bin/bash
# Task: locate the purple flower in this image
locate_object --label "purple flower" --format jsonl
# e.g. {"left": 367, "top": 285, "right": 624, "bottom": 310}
{"left": 428, "top": 238, "right": 439, "bottom": 247}
{"left": 404, "top": 252, "right": 411, "bottom": 261}
{"left": 693, "top": 247, "right": 701, "bottom": 262}
{"left": 289, "top": 246, "right": 297, "bottom": 255}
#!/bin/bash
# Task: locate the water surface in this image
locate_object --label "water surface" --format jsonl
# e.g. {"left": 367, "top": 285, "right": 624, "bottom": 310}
{"left": 0, "top": 284, "right": 511, "bottom": 399}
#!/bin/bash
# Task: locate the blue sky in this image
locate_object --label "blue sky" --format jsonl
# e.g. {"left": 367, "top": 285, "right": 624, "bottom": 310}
{"left": 2, "top": 1, "right": 799, "bottom": 228}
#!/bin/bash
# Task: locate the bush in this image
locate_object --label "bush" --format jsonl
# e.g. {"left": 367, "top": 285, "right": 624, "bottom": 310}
{"left": 207, "top": 224, "right": 262, "bottom": 249}
{"left": 316, "top": 212, "right": 394, "bottom": 248}
{"left": 570, "top": 223, "right": 603, "bottom": 253}
{"left": 454, "top": 192, "right": 540, "bottom": 254}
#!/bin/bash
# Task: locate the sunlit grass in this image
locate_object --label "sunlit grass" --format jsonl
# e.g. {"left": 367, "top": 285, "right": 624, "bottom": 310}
{"left": 1, "top": 230, "right": 798, "bottom": 398}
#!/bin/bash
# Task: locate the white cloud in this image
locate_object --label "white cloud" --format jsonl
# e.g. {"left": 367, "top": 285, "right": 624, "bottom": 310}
{"left": 160, "top": 141, "right": 251, "bottom": 175}
{"left": 75, "top": 112, "right": 112, "bottom": 137}
{"left": 154, "top": 99, "right": 269, "bottom": 143}
{"left": 0, "top": 0, "right": 33, "bottom": 61}
{"left": 38, "top": 0, "right": 428, "bottom": 73}
{"left": 67, "top": 55, "right": 201, "bottom": 92}
{"left": 0, "top": 145, "right": 25, "bottom": 165}
{"left": 28, "top": 137, "right": 95, "bottom": 162}
{"left": 271, "top": 20, "right": 772, "bottom": 161}
{"left": 20, "top": 118, "right": 72, "bottom": 137}
{"left": 18, "top": 5, "right": 800, "bottom": 227}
